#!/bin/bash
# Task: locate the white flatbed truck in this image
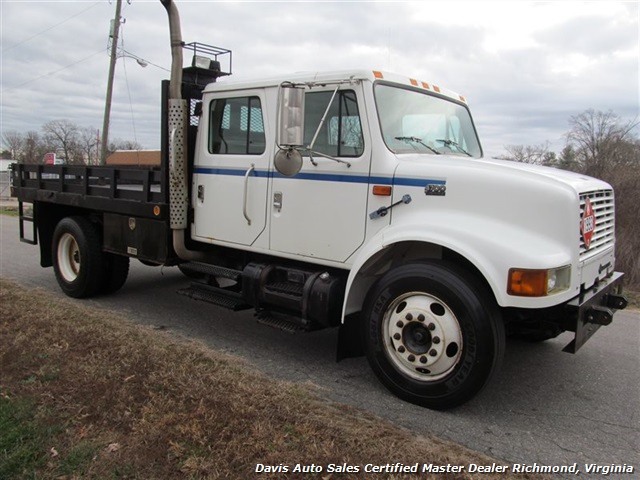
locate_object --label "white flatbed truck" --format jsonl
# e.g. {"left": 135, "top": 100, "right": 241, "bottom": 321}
{"left": 11, "top": 0, "right": 628, "bottom": 409}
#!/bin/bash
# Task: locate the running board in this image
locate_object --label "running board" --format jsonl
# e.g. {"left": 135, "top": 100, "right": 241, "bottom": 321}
{"left": 178, "top": 262, "right": 242, "bottom": 281}
{"left": 255, "top": 309, "right": 312, "bottom": 334}
{"left": 178, "top": 282, "right": 250, "bottom": 311}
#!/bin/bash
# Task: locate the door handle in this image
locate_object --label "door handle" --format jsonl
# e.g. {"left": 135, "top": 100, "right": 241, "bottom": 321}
{"left": 243, "top": 164, "right": 255, "bottom": 225}
{"left": 273, "top": 191, "right": 283, "bottom": 212}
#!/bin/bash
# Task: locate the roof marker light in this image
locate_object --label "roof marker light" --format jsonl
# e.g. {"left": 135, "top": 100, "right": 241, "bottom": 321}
{"left": 433, "top": 85, "right": 441, "bottom": 93}
{"left": 410, "top": 78, "right": 418, "bottom": 86}
{"left": 421, "top": 81, "right": 430, "bottom": 90}
{"left": 373, "top": 71, "right": 384, "bottom": 79}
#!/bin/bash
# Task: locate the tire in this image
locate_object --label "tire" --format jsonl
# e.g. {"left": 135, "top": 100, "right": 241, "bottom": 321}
{"left": 362, "top": 261, "right": 505, "bottom": 410}
{"left": 52, "top": 217, "right": 104, "bottom": 298}
{"left": 102, "top": 254, "right": 130, "bottom": 294}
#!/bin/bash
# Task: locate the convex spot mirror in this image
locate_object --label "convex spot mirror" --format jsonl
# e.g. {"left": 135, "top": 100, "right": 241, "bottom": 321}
{"left": 274, "top": 148, "right": 303, "bottom": 177}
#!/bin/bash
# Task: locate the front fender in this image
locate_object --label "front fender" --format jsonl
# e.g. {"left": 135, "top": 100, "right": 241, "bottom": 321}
{"left": 343, "top": 210, "right": 576, "bottom": 319}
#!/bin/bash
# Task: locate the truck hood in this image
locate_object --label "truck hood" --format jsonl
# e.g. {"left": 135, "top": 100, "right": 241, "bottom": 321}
{"left": 394, "top": 154, "right": 611, "bottom": 194}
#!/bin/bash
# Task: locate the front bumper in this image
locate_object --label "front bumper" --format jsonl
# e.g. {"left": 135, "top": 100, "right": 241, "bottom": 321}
{"left": 563, "top": 271, "right": 627, "bottom": 353}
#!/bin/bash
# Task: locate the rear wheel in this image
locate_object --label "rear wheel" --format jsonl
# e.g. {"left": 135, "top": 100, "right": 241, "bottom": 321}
{"left": 363, "top": 261, "right": 504, "bottom": 410}
{"left": 52, "top": 217, "right": 104, "bottom": 298}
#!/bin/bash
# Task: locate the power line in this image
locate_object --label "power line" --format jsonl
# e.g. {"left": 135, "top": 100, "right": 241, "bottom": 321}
{"left": 119, "top": 28, "right": 139, "bottom": 146}
{"left": 121, "top": 48, "right": 170, "bottom": 72}
{"left": 1, "top": 48, "right": 107, "bottom": 93}
{"left": 2, "top": 1, "right": 102, "bottom": 53}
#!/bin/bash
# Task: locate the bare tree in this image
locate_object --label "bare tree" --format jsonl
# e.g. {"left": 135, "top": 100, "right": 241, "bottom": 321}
{"left": 2, "top": 130, "right": 24, "bottom": 162}
{"left": 23, "top": 131, "right": 47, "bottom": 164}
{"left": 42, "top": 119, "right": 82, "bottom": 165}
{"left": 79, "top": 127, "right": 99, "bottom": 165}
{"left": 108, "top": 138, "right": 143, "bottom": 155}
{"left": 498, "top": 142, "right": 557, "bottom": 166}
{"left": 566, "top": 109, "right": 639, "bottom": 178}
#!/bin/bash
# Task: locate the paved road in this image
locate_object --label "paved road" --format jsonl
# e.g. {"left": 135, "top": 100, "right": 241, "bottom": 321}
{"left": 1, "top": 215, "right": 638, "bottom": 478}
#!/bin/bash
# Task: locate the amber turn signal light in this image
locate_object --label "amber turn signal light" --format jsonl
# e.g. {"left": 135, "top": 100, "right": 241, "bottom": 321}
{"left": 507, "top": 269, "right": 548, "bottom": 297}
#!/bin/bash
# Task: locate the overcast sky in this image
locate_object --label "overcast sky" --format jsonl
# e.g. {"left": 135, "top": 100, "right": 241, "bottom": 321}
{"left": 1, "top": 0, "right": 638, "bottom": 159}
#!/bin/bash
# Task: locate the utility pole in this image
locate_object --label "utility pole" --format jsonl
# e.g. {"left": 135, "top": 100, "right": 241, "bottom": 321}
{"left": 101, "top": 0, "right": 123, "bottom": 165}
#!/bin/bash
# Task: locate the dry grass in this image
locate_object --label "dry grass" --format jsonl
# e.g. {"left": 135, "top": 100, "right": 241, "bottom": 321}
{"left": 0, "top": 278, "right": 546, "bottom": 480}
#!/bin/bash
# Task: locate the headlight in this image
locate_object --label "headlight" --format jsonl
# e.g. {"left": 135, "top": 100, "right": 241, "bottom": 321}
{"left": 547, "top": 270, "right": 557, "bottom": 291}
{"left": 508, "top": 266, "right": 571, "bottom": 297}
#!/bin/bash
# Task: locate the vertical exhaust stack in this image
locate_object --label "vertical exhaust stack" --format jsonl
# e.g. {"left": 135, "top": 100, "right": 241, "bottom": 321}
{"left": 160, "top": 0, "right": 207, "bottom": 261}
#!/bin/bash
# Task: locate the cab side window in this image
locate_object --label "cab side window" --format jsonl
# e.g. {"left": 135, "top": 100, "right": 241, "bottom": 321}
{"left": 304, "top": 90, "right": 363, "bottom": 157}
{"left": 209, "top": 96, "right": 265, "bottom": 154}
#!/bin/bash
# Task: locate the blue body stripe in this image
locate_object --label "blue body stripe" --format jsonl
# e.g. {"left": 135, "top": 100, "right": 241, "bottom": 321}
{"left": 193, "top": 167, "right": 446, "bottom": 186}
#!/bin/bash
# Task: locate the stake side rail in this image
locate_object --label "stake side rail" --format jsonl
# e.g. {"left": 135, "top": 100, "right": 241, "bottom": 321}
{"left": 10, "top": 163, "right": 169, "bottom": 220}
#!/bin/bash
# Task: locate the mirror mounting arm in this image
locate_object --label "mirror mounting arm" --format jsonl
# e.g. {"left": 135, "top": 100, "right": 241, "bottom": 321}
{"left": 307, "top": 149, "right": 351, "bottom": 168}
{"left": 308, "top": 85, "right": 340, "bottom": 152}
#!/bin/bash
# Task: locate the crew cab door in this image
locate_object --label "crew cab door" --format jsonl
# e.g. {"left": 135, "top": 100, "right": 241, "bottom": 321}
{"left": 192, "top": 92, "right": 270, "bottom": 246}
{"left": 270, "top": 87, "right": 370, "bottom": 262}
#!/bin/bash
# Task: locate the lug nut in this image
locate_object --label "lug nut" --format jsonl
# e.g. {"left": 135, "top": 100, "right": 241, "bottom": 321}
{"left": 393, "top": 333, "right": 401, "bottom": 340}
{"left": 420, "top": 356, "right": 428, "bottom": 364}
{"left": 428, "top": 323, "right": 436, "bottom": 331}
{"left": 418, "top": 314, "right": 425, "bottom": 322}
{"left": 398, "top": 346, "right": 406, "bottom": 353}
{"left": 396, "top": 320, "right": 404, "bottom": 328}
{"left": 408, "top": 355, "right": 415, "bottom": 362}
{"left": 429, "top": 349, "right": 438, "bottom": 357}
{"left": 432, "top": 336, "right": 440, "bottom": 344}
{"left": 405, "top": 313, "right": 413, "bottom": 321}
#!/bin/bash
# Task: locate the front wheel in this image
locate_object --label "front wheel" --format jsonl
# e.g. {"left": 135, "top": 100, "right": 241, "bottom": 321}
{"left": 363, "top": 261, "right": 504, "bottom": 410}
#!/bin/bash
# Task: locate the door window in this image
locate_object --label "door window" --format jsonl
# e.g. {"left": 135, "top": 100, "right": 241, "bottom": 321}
{"left": 209, "top": 96, "right": 265, "bottom": 155}
{"left": 304, "top": 90, "right": 364, "bottom": 157}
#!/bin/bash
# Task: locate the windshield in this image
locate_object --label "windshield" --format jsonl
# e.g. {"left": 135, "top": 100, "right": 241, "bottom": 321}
{"left": 375, "top": 84, "right": 482, "bottom": 157}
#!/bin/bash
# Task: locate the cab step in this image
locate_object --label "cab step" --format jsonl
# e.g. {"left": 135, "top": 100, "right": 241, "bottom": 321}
{"left": 18, "top": 201, "right": 37, "bottom": 245}
{"left": 255, "top": 309, "right": 311, "bottom": 334}
{"left": 178, "top": 282, "right": 250, "bottom": 311}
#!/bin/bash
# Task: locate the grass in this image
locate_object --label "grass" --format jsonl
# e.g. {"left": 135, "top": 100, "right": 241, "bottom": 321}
{"left": 0, "top": 396, "right": 51, "bottom": 478}
{"left": 0, "top": 205, "right": 19, "bottom": 217}
{"left": 0, "top": 278, "right": 549, "bottom": 480}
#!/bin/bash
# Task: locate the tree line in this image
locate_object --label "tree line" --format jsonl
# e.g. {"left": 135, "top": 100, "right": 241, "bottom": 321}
{"left": 498, "top": 109, "right": 639, "bottom": 287}
{"left": 2, "top": 119, "right": 142, "bottom": 165}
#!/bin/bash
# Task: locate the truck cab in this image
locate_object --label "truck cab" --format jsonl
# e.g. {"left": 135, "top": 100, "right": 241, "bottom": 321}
{"left": 172, "top": 66, "right": 625, "bottom": 408}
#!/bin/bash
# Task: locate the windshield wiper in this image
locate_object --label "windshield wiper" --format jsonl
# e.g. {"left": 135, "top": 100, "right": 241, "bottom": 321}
{"left": 436, "top": 139, "right": 472, "bottom": 156}
{"left": 395, "top": 136, "right": 440, "bottom": 155}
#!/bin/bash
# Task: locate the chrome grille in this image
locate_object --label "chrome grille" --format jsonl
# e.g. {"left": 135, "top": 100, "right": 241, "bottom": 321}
{"left": 579, "top": 189, "right": 615, "bottom": 261}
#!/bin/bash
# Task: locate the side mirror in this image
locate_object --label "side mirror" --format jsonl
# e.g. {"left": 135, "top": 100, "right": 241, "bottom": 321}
{"left": 275, "top": 84, "right": 305, "bottom": 176}
{"left": 278, "top": 84, "right": 305, "bottom": 147}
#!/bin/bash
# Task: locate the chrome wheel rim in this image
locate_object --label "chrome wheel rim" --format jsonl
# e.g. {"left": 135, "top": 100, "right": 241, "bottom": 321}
{"left": 383, "top": 292, "right": 463, "bottom": 382}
